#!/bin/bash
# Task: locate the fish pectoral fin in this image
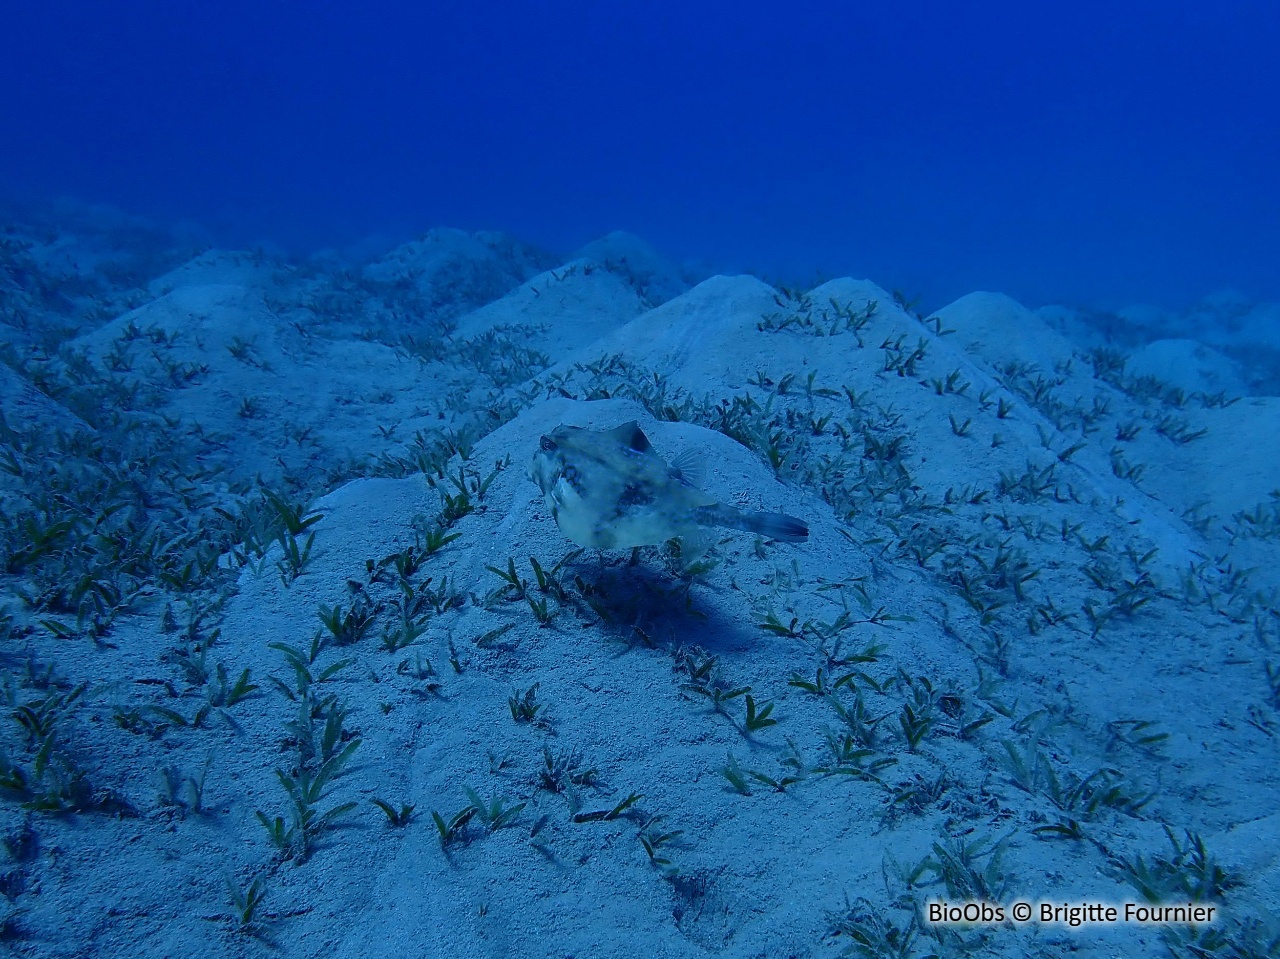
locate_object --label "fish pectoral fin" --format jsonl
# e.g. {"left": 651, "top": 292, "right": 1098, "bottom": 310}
{"left": 668, "top": 448, "right": 706, "bottom": 488}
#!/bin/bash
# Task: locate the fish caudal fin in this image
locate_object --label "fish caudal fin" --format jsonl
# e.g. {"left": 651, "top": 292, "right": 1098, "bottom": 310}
{"left": 692, "top": 504, "right": 809, "bottom": 543}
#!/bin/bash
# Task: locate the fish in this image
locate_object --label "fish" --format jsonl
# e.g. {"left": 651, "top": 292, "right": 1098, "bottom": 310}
{"left": 528, "top": 420, "right": 809, "bottom": 550}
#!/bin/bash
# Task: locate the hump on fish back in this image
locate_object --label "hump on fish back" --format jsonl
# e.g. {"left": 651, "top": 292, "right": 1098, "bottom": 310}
{"left": 609, "top": 421, "right": 651, "bottom": 453}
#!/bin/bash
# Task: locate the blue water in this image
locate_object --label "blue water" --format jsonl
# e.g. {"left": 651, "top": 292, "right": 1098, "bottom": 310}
{"left": 2, "top": 0, "right": 1276, "bottom": 309}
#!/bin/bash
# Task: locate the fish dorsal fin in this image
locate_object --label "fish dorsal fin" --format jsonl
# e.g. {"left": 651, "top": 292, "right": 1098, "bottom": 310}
{"left": 610, "top": 421, "right": 651, "bottom": 453}
{"left": 668, "top": 449, "right": 706, "bottom": 488}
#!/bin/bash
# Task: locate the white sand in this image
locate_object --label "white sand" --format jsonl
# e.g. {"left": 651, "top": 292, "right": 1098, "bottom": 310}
{"left": 1, "top": 220, "right": 1277, "bottom": 958}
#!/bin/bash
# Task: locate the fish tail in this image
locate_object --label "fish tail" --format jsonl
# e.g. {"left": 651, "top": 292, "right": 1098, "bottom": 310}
{"left": 692, "top": 504, "right": 809, "bottom": 543}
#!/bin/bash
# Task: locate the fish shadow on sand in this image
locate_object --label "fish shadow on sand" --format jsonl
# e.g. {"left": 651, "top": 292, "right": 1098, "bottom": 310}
{"left": 561, "top": 550, "right": 756, "bottom": 657}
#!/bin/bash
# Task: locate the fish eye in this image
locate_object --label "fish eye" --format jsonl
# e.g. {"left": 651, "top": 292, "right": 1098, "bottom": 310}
{"left": 539, "top": 436, "right": 557, "bottom": 452}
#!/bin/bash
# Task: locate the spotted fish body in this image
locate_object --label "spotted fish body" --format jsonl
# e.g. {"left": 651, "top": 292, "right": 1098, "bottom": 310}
{"left": 529, "top": 421, "right": 809, "bottom": 549}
